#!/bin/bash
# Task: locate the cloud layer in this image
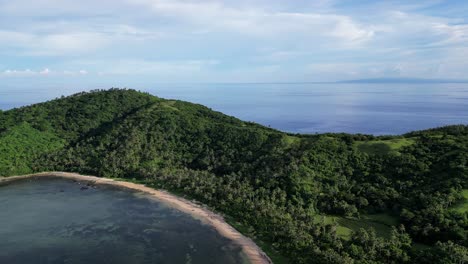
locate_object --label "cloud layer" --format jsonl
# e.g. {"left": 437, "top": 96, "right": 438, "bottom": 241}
{"left": 0, "top": 0, "right": 467, "bottom": 82}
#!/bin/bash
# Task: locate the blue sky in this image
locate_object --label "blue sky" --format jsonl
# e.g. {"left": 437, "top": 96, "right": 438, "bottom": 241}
{"left": 0, "top": 0, "right": 467, "bottom": 85}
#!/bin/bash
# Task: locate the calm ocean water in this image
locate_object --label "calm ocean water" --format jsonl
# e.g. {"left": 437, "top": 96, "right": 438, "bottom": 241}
{"left": 0, "top": 178, "right": 247, "bottom": 264}
{"left": 1, "top": 83, "right": 467, "bottom": 135}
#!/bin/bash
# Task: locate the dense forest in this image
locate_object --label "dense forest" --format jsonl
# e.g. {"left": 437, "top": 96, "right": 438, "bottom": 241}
{"left": 0, "top": 89, "right": 466, "bottom": 263}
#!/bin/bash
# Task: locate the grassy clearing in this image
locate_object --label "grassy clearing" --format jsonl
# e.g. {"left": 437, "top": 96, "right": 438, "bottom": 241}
{"left": 283, "top": 135, "right": 301, "bottom": 147}
{"left": 452, "top": 189, "right": 468, "bottom": 214}
{"left": 354, "top": 138, "right": 415, "bottom": 155}
{"left": 159, "top": 100, "right": 179, "bottom": 111}
{"left": 315, "top": 213, "right": 399, "bottom": 240}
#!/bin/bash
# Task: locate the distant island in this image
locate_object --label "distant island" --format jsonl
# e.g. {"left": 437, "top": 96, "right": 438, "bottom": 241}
{"left": 339, "top": 77, "right": 468, "bottom": 84}
{"left": 0, "top": 89, "right": 466, "bottom": 263}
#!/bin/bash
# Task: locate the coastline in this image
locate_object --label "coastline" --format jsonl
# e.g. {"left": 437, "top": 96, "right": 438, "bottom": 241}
{"left": 0, "top": 172, "right": 272, "bottom": 264}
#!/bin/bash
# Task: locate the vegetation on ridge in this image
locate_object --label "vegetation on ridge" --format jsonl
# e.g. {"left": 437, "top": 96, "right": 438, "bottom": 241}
{"left": 0, "top": 89, "right": 466, "bottom": 263}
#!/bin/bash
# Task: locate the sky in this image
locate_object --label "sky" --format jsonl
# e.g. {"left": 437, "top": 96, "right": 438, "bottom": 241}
{"left": 0, "top": 0, "right": 468, "bottom": 86}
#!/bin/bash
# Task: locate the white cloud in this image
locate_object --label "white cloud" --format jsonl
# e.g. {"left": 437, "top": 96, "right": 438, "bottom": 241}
{"left": 2, "top": 69, "right": 37, "bottom": 77}
{"left": 305, "top": 55, "right": 468, "bottom": 81}
{"left": 0, "top": 30, "right": 109, "bottom": 56}
{"left": 429, "top": 23, "right": 468, "bottom": 46}
{"left": 1, "top": 68, "right": 90, "bottom": 77}
{"left": 39, "top": 68, "right": 51, "bottom": 75}
{"left": 257, "top": 50, "right": 308, "bottom": 62}
{"left": 0, "top": 0, "right": 467, "bottom": 81}
{"left": 329, "top": 17, "right": 375, "bottom": 43}
{"left": 0, "top": 0, "right": 117, "bottom": 17}
{"left": 306, "top": 63, "right": 364, "bottom": 80}
{"left": 370, "top": 11, "right": 468, "bottom": 49}
{"left": 126, "top": 0, "right": 375, "bottom": 45}
{"left": 39, "top": 33, "right": 108, "bottom": 55}
{"left": 78, "top": 59, "right": 219, "bottom": 75}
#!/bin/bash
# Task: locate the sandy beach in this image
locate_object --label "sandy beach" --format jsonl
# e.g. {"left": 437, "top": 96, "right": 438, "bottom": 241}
{"left": 0, "top": 172, "right": 272, "bottom": 264}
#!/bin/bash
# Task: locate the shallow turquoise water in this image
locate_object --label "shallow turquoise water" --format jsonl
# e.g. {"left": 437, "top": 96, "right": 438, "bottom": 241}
{"left": 0, "top": 177, "right": 248, "bottom": 264}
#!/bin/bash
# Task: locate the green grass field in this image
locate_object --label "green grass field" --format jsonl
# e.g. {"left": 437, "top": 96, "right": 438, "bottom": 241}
{"left": 283, "top": 135, "right": 301, "bottom": 147}
{"left": 315, "top": 213, "right": 400, "bottom": 240}
{"left": 354, "top": 138, "right": 415, "bottom": 155}
{"left": 452, "top": 189, "right": 468, "bottom": 214}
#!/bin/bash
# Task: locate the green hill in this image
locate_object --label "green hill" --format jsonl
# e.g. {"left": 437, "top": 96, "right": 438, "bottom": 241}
{"left": 1, "top": 89, "right": 466, "bottom": 263}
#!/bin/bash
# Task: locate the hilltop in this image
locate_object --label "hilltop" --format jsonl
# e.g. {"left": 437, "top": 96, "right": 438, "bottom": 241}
{"left": 0, "top": 89, "right": 466, "bottom": 263}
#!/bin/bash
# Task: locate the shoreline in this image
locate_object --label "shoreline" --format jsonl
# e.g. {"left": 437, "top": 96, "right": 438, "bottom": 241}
{"left": 0, "top": 172, "right": 272, "bottom": 264}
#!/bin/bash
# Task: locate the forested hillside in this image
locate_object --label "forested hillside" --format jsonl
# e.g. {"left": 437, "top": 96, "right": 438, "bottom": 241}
{"left": 0, "top": 89, "right": 466, "bottom": 263}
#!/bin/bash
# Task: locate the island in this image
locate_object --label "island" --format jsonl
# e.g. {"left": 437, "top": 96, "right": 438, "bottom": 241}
{"left": 0, "top": 89, "right": 466, "bottom": 263}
